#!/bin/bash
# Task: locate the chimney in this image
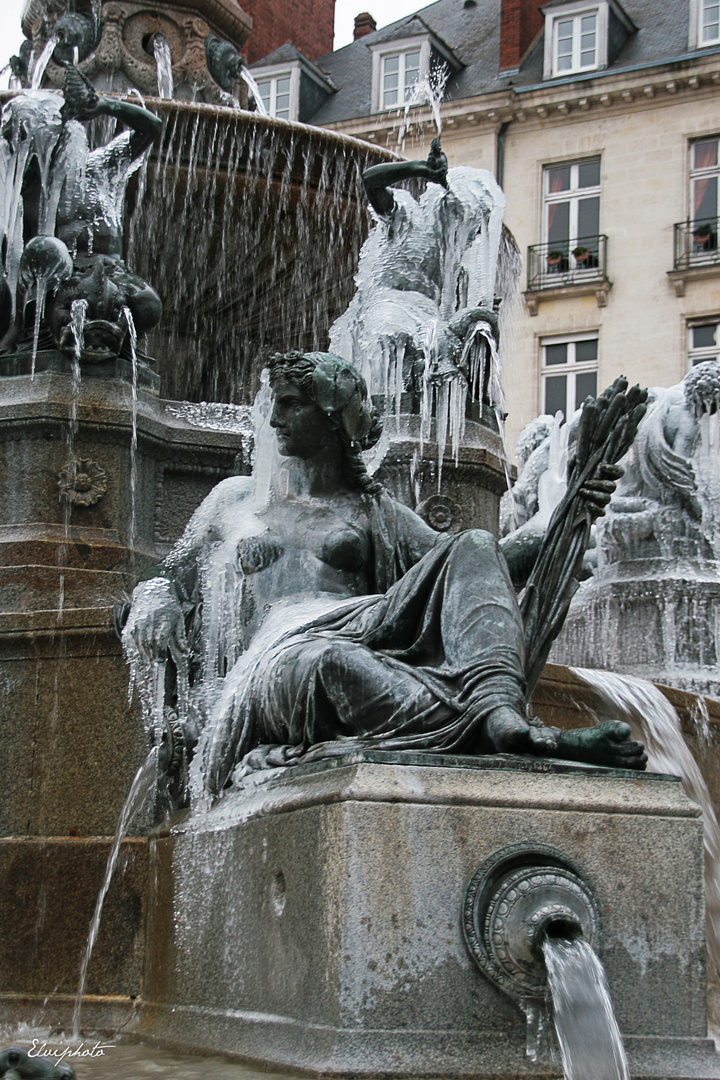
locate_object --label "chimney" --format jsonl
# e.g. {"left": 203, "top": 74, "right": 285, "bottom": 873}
{"left": 354, "top": 12, "right": 377, "bottom": 39}
{"left": 499, "top": 0, "right": 545, "bottom": 72}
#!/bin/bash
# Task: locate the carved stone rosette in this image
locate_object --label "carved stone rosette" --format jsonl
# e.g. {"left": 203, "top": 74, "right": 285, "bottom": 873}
{"left": 58, "top": 457, "right": 108, "bottom": 507}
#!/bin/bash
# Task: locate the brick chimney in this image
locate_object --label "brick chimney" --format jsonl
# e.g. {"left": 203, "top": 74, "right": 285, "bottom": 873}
{"left": 499, "top": 0, "right": 545, "bottom": 72}
{"left": 354, "top": 12, "right": 377, "bottom": 39}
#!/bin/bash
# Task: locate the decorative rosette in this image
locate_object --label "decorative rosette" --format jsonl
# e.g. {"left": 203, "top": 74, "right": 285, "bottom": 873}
{"left": 58, "top": 458, "right": 107, "bottom": 507}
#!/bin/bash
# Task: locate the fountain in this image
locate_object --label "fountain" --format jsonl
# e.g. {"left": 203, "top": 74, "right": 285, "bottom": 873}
{"left": 1, "top": 1, "right": 720, "bottom": 1078}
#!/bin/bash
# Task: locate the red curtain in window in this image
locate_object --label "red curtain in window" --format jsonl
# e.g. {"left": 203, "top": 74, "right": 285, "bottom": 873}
{"left": 693, "top": 141, "right": 718, "bottom": 220}
{"left": 546, "top": 170, "right": 566, "bottom": 234}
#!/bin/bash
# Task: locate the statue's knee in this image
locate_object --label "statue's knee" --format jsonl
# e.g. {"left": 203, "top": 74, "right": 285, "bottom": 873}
{"left": 449, "top": 529, "right": 496, "bottom": 559}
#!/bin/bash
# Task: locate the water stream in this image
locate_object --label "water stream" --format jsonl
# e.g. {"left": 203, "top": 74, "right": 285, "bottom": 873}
{"left": 30, "top": 36, "right": 59, "bottom": 89}
{"left": 543, "top": 936, "right": 630, "bottom": 1080}
{"left": 239, "top": 68, "right": 269, "bottom": 116}
{"left": 153, "top": 34, "right": 173, "bottom": 99}
{"left": 570, "top": 667, "right": 720, "bottom": 987}
{"left": 71, "top": 748, "right": 159, "bottom": 1039}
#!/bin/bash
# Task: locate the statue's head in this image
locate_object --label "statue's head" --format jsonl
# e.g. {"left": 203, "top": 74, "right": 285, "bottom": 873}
{"left": 267, "top": 351, "right": 383, "bottom": 492}
{"left": 1, "top": 91, "right": 64, "bottom": 163}
{"left": 684, "top": 359, "right": 720, "bottom": 419}
{"left": 268, "top": 351, "right": 382, "bottom": 451}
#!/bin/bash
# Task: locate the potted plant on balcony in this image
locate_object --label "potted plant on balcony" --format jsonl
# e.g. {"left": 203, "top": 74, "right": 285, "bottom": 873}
{"left": 572, "top": 244, "right": 598, "bottom": 269}
{"left": 546, "top": 249, "right": 567, "bottom": 272}
{"left": 692, "top": 223, "right": 716, "bottom": 251}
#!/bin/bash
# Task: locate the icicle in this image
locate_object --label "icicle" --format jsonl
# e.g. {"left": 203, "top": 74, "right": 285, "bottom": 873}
{"left": 30, "top": 279, "right": 46, "bottom": 379}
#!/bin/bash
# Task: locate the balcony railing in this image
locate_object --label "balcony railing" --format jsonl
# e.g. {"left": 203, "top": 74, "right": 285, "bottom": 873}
{"left": 673, "top": 218, "right": 720, "bottom": 270}
{"left": 527, "top": 236, "right": 608, "bottom": 291}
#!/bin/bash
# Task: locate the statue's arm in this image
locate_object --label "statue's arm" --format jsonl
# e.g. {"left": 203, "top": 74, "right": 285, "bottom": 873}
{"left": 121, "top": 477, "right": 254, "bottom": 658}
{"left": 363, "top": 137, "right": 448, "bottom": 216}
{"left": 61, "top": 67, "right": 161, "bottom": 164}
{"left": 98, "top": 97, "right": 162, "bottom": 162}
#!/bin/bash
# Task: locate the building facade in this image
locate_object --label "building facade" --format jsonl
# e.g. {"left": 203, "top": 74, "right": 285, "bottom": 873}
{"left": 251, "top": 0, "right": 720, "bottom": 454}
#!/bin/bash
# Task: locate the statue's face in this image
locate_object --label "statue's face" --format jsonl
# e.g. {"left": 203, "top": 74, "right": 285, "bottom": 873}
{"left": 270, "top": 378, "right": 336, "bottom": 459}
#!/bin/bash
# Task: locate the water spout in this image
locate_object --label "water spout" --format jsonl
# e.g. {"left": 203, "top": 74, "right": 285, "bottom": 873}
{"left": 151, "top": 33, "right": 174, "bottom": 99}
{"left": 30, "top": 35, "right": 59, "bottom": 90}
{"left": 543, "top": 935, "right": 630, "bottom": 1080}
{"left": 239, "top": 68, "right": 268, "bottom": 115}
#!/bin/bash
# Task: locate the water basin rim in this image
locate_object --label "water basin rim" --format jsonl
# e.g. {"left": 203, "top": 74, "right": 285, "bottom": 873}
{"left": 0, "top": 90, "right": 402, "bottom": 164}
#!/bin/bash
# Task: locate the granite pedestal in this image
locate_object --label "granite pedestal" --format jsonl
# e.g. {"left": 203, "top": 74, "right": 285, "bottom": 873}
{"left": 139, "top": 753, "right": 720, "bottom": 1078}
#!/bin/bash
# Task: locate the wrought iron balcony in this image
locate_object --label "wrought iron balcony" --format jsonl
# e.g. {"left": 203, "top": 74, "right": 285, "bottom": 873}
{"left": 526, "top": 236, "right": 608, "bottom": 291}
{"left": 673, "top": 218, "right": 720, "bottom": 270}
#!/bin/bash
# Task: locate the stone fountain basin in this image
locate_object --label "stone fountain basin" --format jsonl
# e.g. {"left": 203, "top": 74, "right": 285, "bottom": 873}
{"left": 135, "top": 750, "right": 718, "bottom": 1079}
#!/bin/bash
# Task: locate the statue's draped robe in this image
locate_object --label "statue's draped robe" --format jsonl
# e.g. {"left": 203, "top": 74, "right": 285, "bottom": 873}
{"left": 167, "top": 482, "right": 526, "bottom": 794}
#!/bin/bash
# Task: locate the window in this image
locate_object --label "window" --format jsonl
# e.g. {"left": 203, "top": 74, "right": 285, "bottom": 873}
{"left": 553, "top": 11, "right": 598, "bottom": 74}
{"left": 544, "top": 157, "right": 601, "bottom": 262}
{"left": 700, "top": 0, "right": 720, "bottom": 45}
{"left": 691, "top": 137, "right": 719, "bottom": 231}
{"left": 370, "top": 36, "right": 442, "bottom": 113}
{"left": 255, "top": 73, "right": 293, "bottom": 120}
{"left": 543, "top": 2, "right": 611, "bottom": 79}
{"left": 381, "top": 49, "right": 421, "bottom": 109}
{"left": 688, "top": 321, "right": 720, "bottom": 366}
{"left": 541, "top": 335, "right": 598, "bottom": 419}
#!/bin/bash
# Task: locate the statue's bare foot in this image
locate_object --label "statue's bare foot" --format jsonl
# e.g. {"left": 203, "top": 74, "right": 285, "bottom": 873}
{"left": 485, "top": 705, "right": 559, "bottom": 755}
{"left": 556, "top": 721, "right": 647, "bottom": 771}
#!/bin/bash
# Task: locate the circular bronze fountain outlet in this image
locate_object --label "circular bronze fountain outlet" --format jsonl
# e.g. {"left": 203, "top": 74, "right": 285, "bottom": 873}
{"left": 463, "top": 844, "right": 600, "bottom": 1003}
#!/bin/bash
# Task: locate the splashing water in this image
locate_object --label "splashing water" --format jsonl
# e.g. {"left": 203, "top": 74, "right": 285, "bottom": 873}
{"left": 571, "top": 667, "right": 720, "bottom": 987}
{"left": 71, "top": 747, "right": 158, "bottom": 1038}
{"left": 396, "top": 64, "right": 449, "bottom": 147}
{"left": 30, "top": 36, "right": 59, "bottom": 89}
{"left": 153, "top": 34, "right": 173, "bottom": 99}
{"left": 543, "top": 936, "right": 630, "bottom": 1080}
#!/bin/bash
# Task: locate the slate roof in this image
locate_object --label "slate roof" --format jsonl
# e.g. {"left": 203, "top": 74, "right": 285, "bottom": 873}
{"left": 274, "top": 0, "right": 718, "bottom": 125}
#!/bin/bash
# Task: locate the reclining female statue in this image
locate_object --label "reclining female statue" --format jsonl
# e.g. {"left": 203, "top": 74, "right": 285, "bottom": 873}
{"left": 124, "top": 351, "right": 647, "bottom": 798}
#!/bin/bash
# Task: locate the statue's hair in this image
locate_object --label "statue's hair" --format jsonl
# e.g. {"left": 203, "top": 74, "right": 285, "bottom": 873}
{"left": 684, "top": 359, "right": 720, "bottom": 419}
{"left": 267, "top": 351, "right": 383, "bottom": 496}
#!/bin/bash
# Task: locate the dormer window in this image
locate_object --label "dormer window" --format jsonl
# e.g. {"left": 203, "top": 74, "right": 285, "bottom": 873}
{"left": 369, "top": 24, "right": 461, "bottom": 113}
{"left": 542, "top": 0, "right": 635, "bottom": 80}
{"left": 255, "top": 72, "right": 293, "bottom": 120}
{"left": 554, "top": 11, "right": 599, "bottom": 74}
{"left": 250, "top": 48, "right": 335, "bottom": 124}
{"left": 698, "top": 0, "right": 720, "bottom": 46}
{"left": 381, "top": 49, "right": 421, "bottom": 109}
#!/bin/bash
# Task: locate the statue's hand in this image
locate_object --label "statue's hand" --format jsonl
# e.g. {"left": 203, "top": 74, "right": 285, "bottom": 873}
{"left": 425, "top": 137, "right": 448, "bottom": 188}
{"left": 60, "top": 66, "right": 102, "bottom": 122}
{"left": 123, "top": 577, "right": 187, "bottom": 663}
{"left": 577, "top": 462, "right": 624, "bottom": 521}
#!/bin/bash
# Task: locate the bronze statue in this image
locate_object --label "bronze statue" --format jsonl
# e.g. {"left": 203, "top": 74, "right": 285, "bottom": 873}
{"left": 123, "top": 352, "right": 648, "bottom": 798}
{"left": 0, "top": 68, "right": 162, "bottom": 359}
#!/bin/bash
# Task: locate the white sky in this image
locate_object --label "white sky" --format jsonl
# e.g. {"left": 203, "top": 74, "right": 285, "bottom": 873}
{"left": 0, "top": 0, "right": 423, "bottom": 72}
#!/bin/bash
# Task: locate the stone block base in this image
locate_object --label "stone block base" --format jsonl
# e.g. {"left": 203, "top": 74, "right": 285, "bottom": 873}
{"left": 138, "top": 753, "right": 720, "bottom": 1078}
